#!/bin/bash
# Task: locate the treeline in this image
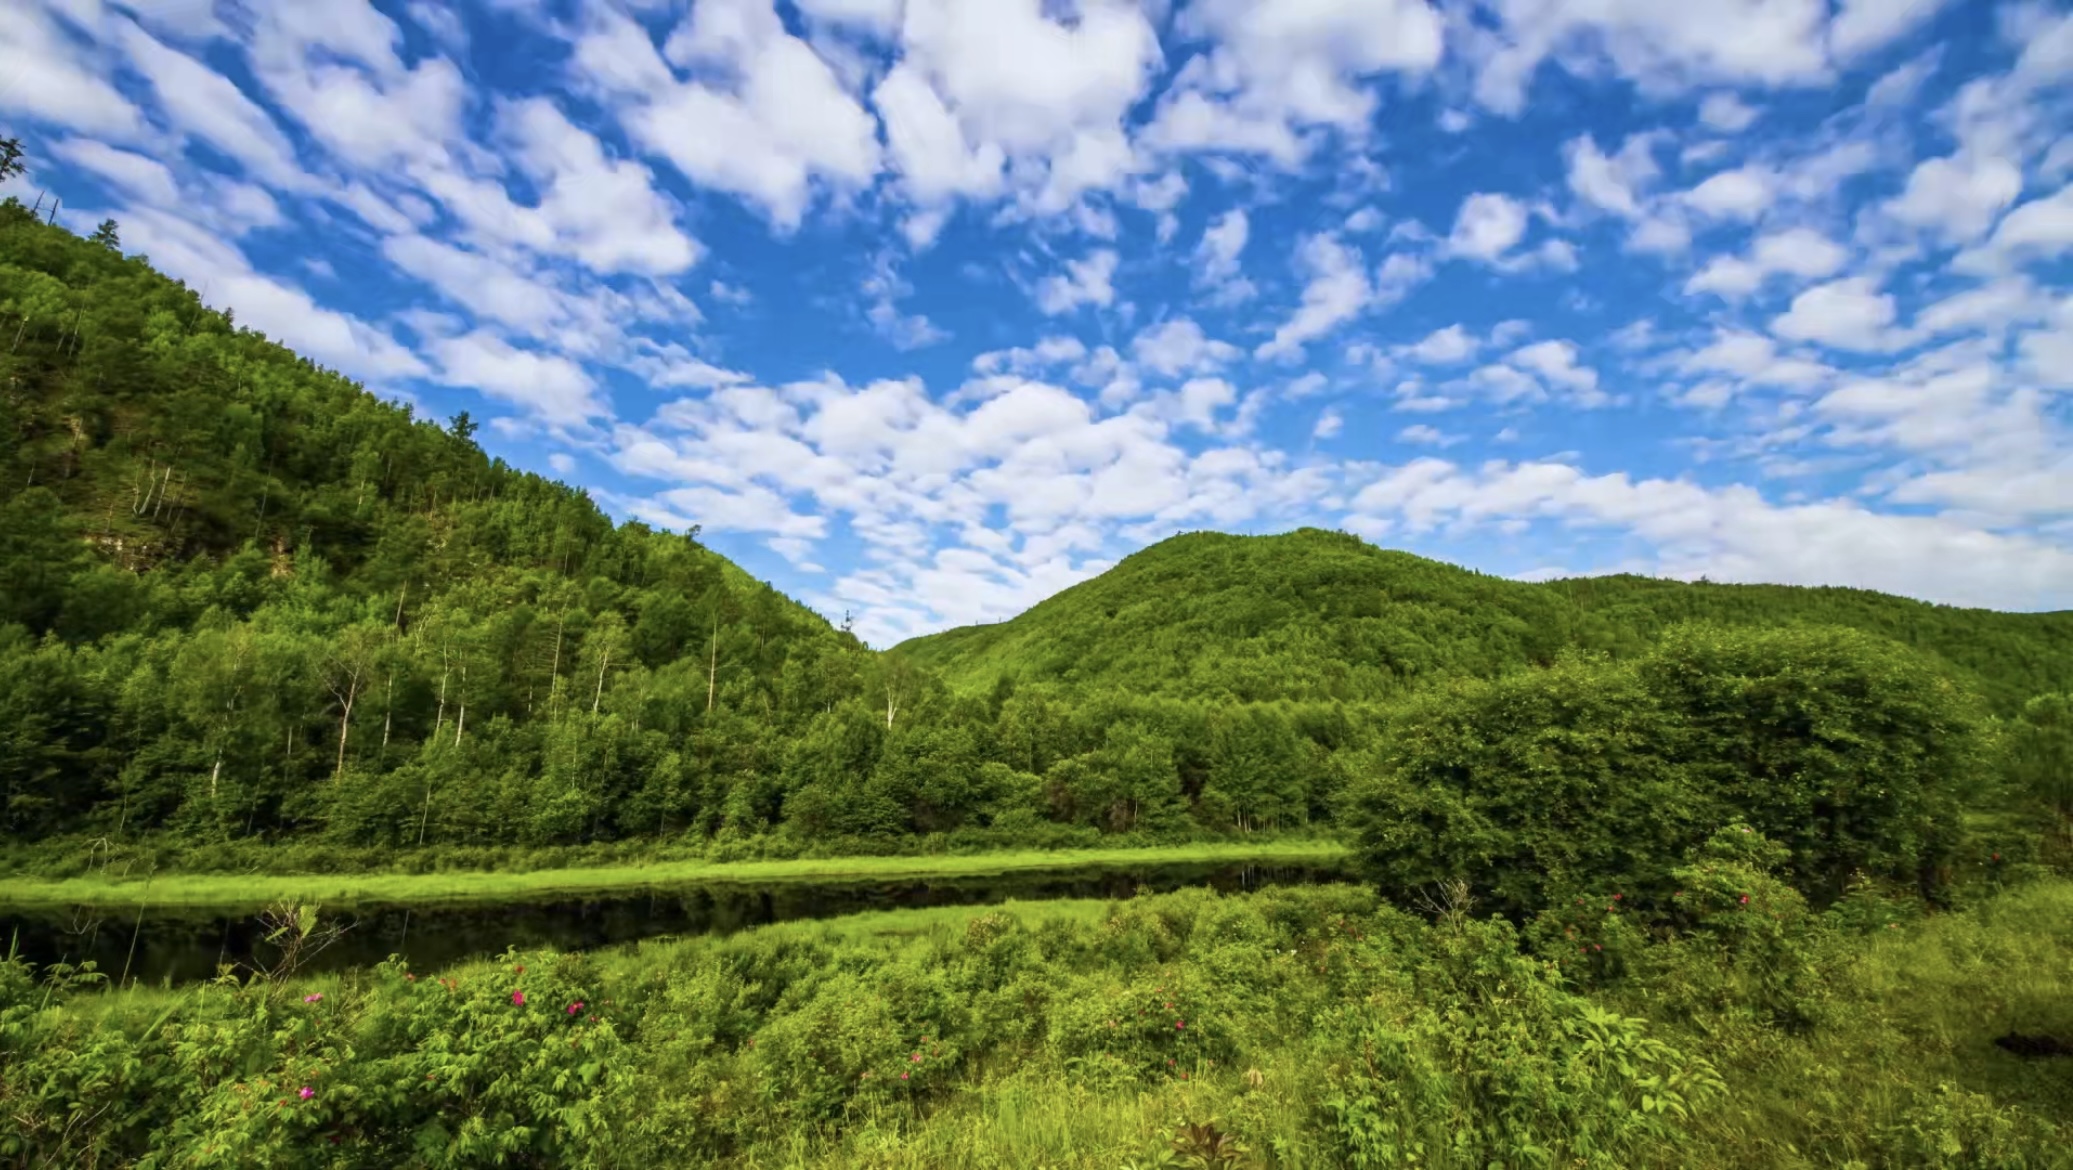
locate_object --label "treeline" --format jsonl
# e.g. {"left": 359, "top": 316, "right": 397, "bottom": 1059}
{"left": 898, "top": 528, "right": 2073, "bottom": 716}
{"left": 3, "top": 188, "right": 2070, "bottom": 864}
{"left": 0, "top": 195, "right": 1363, "bottom": 853}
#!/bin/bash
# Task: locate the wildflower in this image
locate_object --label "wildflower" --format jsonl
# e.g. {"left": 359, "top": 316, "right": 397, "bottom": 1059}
{"left": 1613, "top": 893, "right": 1622, "bottom": 901}
{"left": 1738, "top": 894, "right": 1750, "bottom": 905}
{"left": 303, "top": 993, "right": 323, "bottom": 1004}
{"left": 1593, "top": 944, "right": 1602, "bottom": 952}
{"left": 911, "top": 1053, "right": 923, "bottom": 1062}
{"left": 1181, "top": 1072, "right": 1189, "bottom": 1080}
{"left": 512, "top": 990, "right": 527, "bottom": 1007}
{"left": 1175, "top": 1020, "right": 1185, "bottom": 1030}
{"left": 298, "top": 1087, "right": 315, "bottom": 1100}
{"left": 514, "top": 965, "right": 526, "bottom": 974}
{"left": 900, "top": 1072, "right": 910, "bottom": 1081}
{"left": 567, "top": 1001, "right": 585, "bottom": 1016}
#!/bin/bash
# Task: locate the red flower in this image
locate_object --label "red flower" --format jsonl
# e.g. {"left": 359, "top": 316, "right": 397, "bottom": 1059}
{"left": 514, "top": 965, "right": 525, "bottom": 974}
{"left": 900, "top": 1071, "right": 909, "bottom": 1081}
{"left": 1175, "top": 1020, "right": 1185, "bottom": 1030}
{"left": 512, "top": 990, "right": 527, "bottom": 1006}
{"left": 1738, "top": 894, "right": 1750, "bottom": 905}
{"left": 567, "top": 1001, "right": 585, "bottom": 1015}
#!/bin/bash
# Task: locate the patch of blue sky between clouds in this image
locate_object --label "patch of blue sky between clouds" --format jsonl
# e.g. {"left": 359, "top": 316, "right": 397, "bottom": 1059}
{"left": 4, "top": 0, "right": 2070, "bottom": 645}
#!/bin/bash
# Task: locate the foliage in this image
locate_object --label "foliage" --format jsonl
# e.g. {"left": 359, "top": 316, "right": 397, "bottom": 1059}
{"left": 0, "top": 880, "right": 2067, "bottom": 1167}
{"left": 1345, "top": 625, "right": 1997, "bottom": 917}
{"left": 897, "top": 528, "right": 2073, "bottom": 715}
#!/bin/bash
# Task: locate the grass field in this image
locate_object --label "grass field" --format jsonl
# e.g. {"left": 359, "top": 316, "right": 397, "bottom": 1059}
{"left": 0, "top": 839, "right": 1353, "bottom": 911}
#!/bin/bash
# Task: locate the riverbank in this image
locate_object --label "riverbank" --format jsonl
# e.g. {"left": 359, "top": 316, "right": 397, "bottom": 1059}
{"left": 0, "top": 839, "right": 1354, "bottom": 911}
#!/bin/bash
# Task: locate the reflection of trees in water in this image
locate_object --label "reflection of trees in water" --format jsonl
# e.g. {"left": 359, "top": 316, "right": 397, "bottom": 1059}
{"left": 0, "top": 864, "right": 1349, "bottom": 985}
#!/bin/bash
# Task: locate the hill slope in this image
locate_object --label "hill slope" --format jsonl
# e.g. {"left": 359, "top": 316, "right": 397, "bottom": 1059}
{"left": 0, "top": 197, "right": 871, "bottom": 846}
{"left": 895, "top": 528, "right": 2073, "bottom": 714}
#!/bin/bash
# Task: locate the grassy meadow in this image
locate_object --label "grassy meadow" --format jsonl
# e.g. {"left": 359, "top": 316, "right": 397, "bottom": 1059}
{"left": 0, "top": 839, "right": 1351, "bottom": 911}
{"left": 6, "top": 870, "right": 2068, "bottom": 1169}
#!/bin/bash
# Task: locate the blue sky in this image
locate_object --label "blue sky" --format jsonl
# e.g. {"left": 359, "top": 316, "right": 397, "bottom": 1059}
{"left": 4, "top": 0, "right": 2071, "bottom": 646}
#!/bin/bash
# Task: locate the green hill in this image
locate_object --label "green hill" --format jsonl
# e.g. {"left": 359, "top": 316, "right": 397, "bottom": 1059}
{"left": 895, "top": 528, "right": 2073, "bottom": 715}
{"left": 0, "top": 196, "right": 870, "bottom": 848}
{"left": 4, "top": 188, "right": 2067, "bottom": 862}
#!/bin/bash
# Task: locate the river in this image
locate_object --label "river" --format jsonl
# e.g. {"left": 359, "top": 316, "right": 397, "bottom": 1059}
{"left": 1, "top": 860, "right": 1352, "bottom": 985}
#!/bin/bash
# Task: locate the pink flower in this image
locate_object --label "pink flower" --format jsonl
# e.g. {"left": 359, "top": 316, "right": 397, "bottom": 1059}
{"left": 512, "top": 990, "right": 527, "bottom": 1007}
{"left": 910, "top": 1053, "right": 922, "bottom": 1062}
{"left": 1175, "top": 1020, "right": 1185, "bottom": 1030}
{"left": 298, "top": 1087, "right": 314, "bottom": 1100}
{"left": 1738, "top": 894, "right": 1750, "bottom": 906}
{"left": 899, "top": 1072, "right": 909, "bottom": 1081}
{"left": 303, "top": 993, "right": 323, "bottom": 1004}
{"left": 567, "top": 1001, "right": 585, "bottom": 1016}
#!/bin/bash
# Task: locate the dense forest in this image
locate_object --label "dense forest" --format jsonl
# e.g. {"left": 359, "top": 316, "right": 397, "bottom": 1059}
{"left": 3, "top": 188, "right": 2071, "bottom": 873}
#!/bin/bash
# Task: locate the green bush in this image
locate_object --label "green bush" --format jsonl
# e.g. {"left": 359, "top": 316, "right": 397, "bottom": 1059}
{"left": 1348, "top": 624, "right": 1995, "bottom": 918}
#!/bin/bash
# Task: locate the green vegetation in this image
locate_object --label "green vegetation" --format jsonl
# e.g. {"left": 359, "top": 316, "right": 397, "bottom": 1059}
{"left": 6, "top": 193, "right": 2071, "bottom": 869}
{"left": 5, "top": 144, "right": 2073, "bottom": 1168}
{"left": 897, "top": 527, "right": 2073, "bottom": 715}
{"left": 4, "top": 875, "right": 2068, "bottom": 1168}
{"left": 0, "top": 839, "right": 1349, "bottom": 911}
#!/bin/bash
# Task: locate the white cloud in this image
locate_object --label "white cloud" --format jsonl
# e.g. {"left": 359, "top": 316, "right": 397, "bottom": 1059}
{"left": 427, "top": 330, "right": 605, "bottom": 427}
{"left": 1771, "top": 276, "right": 1902, "bottom": 351}
{"left": 1682, "top": 165, "right": 1775, "bottom": 220}
{"left": 1397, "top": 424, "right": 1463, "bottom": 446}
{"left": 51, "top": 138, "right": 180, "bottom": 207}
{"left": 793, "top": 0, "right": 905, "bottom": 36}
{"left": 1830, "top": 0, "right": 1957, "bottom": 61}
{"left": 1034, "top": 249, "right": 1121, "bottom": 316}
{"left": 1344, "top": 457, "right": 2073, "bottom": 611}
{"left": 1955, "top": 183, "right": 2073, "bottom": 272}
{"left": 1145, "top": 0, "right": 1444, "bottom": 165}
{"left": 1883, "top": 153, "right": 2024, "bottom": 246}
{"left": 1697, "top": 92, "right": 1760, "bottom": 132}
{"left": 1685, "top": 227, "right": 1849, "bottom": 298}
{"left": 1507, "top": 339, "right": 1607, "bottom": 405}
{"left": 500, "top": 97, "right": 702, "bottom": 275}
{"left": 1257, "top": 233, "right": 1370, "bottom": 360}
{"left": 1447, "top": 192, "right": 1528, "bottom": 261}
{"left": 579, "top": 2, "right": 879, "bottom": 230}
{"left": 1463, "top": 0, "right": 1832, "bottom": 116}
{"left": 0, "top": 5, "right": 143, "bottom": 139}
{"left": 1132, "top": 317, "right": 1241, "bottom": 377}
{"left": 382, "top": 234, "right": 566, "bottom": 332}
{"left": 1564, "top": 132, "right": 1661, "bottom": 218}
{"left": 114, "top": 20, "right": 304, "bottom": 187}
{"left": 1402, "top": 324, "right": 1479, "bottom": 364}
{"left": 896, "top": 0, "right": 1161, "bottom": 210}
{"left": 1194, "top": 208, "right": 1254, "bottom": 302}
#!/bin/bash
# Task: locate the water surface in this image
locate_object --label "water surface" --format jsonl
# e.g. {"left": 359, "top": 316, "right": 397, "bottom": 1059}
{"left": 2, "top": 861, "right": 1351, "bottom": 985}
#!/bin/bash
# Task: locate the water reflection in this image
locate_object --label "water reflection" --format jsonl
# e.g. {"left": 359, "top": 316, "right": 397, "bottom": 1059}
{"left": 0, "top": 862, "right": 1351, "bottom": 986}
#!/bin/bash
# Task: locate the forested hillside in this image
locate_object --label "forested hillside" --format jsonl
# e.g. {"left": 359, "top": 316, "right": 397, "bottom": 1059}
{"left": 898, "top": 528, "right": 2073, "bottom": 714}
{"left": 3, "top": 193, "right": 2069, "bottom": 866}
{"left": 0, "top": 196, "right": 876, "bottom": 850}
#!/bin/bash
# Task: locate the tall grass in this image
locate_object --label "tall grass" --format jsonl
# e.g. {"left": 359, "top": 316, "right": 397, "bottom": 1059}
{"left": 0, "top": 840, "right": 1353, "bottom": 911}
